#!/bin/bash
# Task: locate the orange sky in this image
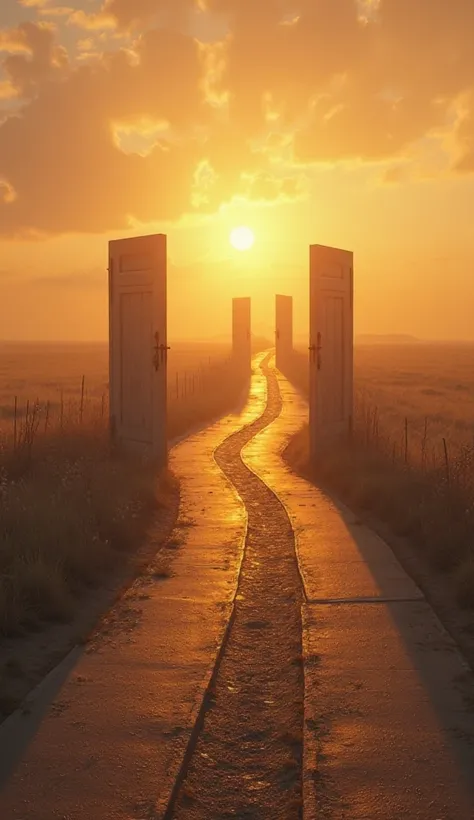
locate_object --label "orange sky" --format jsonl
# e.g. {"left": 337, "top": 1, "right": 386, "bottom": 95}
{"left": 1, "top": 0, "right": 474, "bottom": 342}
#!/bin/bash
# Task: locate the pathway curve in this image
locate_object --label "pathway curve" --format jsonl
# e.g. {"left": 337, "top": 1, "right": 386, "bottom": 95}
{"left": 0, "top": 353, "right": 270, "bottom": 819}
{"left": 244, "top": 365, "right": 474, "bottom": 820}
{"left": 170, "top": 357, "right": 303, "bottom": 820}
{"left": 2, "top": 355, "right": 474, "bottom": 820}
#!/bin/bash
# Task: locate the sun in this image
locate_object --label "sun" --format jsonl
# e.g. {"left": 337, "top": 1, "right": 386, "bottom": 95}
{"left": 230, "top": 225, "right": 255, "bottom": 252}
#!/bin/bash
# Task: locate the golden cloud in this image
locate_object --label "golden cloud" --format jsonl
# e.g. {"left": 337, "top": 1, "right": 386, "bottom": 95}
{"left": 1, "top": 0, "right": 474, "bottom": 237}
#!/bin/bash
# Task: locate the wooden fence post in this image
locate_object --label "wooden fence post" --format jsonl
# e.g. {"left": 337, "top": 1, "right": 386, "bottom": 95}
{"left": 80, "top": 375, "right": 85, "bottom": 423}
{"left": 13, "top": 395, "right": 18, "bottom": 450}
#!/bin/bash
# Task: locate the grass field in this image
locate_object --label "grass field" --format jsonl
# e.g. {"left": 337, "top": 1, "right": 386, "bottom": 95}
{"left": 283, "top": 342, "right": 474, "bottom": 610}
{"left": 0, "top": 340, "right": 253, "bottom": 638}
{"left": 0, "top": 341, "right": 238, "bottom": 438}
{"left": 291, "top": 342, "right": 474, "bottom": 457}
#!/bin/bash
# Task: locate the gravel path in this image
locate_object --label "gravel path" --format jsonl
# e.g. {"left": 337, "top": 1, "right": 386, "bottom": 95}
{"left": 171, "top": 356, "right": 304, "bottom": 820}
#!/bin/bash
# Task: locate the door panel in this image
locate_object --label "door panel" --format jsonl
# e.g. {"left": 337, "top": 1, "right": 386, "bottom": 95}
{"left": 119, "top": 291, "right": 153, "bottom": 439}
{"left": 309, "top": 244, "right": 353, "bottom": 457}
{"left": 232, "top": 297, "right": 251, "bottom": 375}
{"left": 108, "top": 233, "right": 167, "bottom": 464}
{"left": 275, "top": 294, "right": 293, "bottom": 371}
{"left": 321, "top": 295, "right": 344, "bottom": 424}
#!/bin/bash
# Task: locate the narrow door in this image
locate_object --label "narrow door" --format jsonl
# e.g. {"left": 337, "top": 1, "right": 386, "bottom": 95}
{"left": 309, "top": 244, "right": 353, "bottom": 457}
{"left": 108, "top": 233, "right": 168, "bottom": 465}
{"left": 232, "top": 297, "right": 251, "bottom": 375}
{"left": 275, "top": 294, "right": 293, "bottom": 371}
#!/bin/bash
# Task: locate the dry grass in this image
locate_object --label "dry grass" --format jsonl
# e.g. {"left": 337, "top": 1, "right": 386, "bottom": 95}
{"left": 0, "top": 427, "right": 177, "bottom": 635}
{"left": 0, "top": 340, "right": 249, "bottom": 444}
{"left": 283, "top": 343, "right": 474, "bottom": 610}
{"left": 0, "top": 341, "right": 259, "bottom": 636}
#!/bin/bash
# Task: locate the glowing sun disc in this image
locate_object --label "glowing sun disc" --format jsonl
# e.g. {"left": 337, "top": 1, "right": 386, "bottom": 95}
{"left": 230, "top": 225, "right": 255, "bottom": 251}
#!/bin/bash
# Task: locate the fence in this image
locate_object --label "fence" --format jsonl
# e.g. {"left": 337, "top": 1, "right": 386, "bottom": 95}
{"left": 280, "top": 347, "right": 474, "bottom": 593}
{"left": 280, "top": 346, "right": 474, "bottom": 477}
{"left": 0, "top": 354, "right": 236, "bottom": 453}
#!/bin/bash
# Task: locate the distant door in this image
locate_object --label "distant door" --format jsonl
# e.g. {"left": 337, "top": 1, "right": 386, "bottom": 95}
{"left": 309, "top": 244, "right": 353, "bottom": 457}
{"left": 108, "top": 233, "right": 168, "bottom": 465}
{"left": 275, "top": 294, "right": 293, "bottom": 371}
{"left": 232, "top": 297, "right": 251, "bottom": 375}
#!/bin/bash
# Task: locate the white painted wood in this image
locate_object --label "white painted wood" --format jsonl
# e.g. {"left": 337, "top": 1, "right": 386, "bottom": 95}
{"left": 108, "top": 233, "right": 167, "bottom": 464}
{"left": 275, "top": 294, "right": 293, "bottom": 371}
{"left": 309, "top": 244, "right": 353, "bottom": 457}
{"left": 232, "top": 297, "right": 251, "bottom": 375}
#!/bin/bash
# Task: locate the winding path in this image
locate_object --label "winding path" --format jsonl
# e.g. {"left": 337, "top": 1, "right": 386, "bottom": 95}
{"left": 1, "top": 353, "right": 474, "bottom": 820}
{"left": 170, "top": 356, "right": 303, "bottom": 819}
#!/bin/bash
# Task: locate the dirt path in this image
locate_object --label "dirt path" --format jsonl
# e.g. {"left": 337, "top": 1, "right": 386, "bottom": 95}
{"left": 170, "top": 357, "right": 304, "bottom": 820}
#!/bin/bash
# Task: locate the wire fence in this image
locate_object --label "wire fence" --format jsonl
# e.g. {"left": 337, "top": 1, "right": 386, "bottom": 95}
{"left": 280, "top": 347, "right": 474, "bottom": 597}
{"left": 0, "top": 354, "right": 236, "bottom": 453}
{"left": 280, "top": 347, "right": 474, "bottom": 471}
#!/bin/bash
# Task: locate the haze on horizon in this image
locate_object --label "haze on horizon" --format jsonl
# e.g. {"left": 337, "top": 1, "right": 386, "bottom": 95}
{"left": 1, "top": 0, "right": 474, "bottom": 342}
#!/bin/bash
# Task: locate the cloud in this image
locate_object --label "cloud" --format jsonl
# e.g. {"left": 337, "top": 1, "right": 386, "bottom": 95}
{"left": 380, "top": 164, "right": 409, "bottom": 185}
{"left": 0, "top": 17, "right": 289, "bottom": 238}
{"left": 0, "top": 80, "right": 17, "bottom": 100}
{"left": 101, "top": 0, "right": 199, "bottom": 30}
{"left": 0, "top": 28, "right": 206, "bottom": 236}
{"left": 66, "top": 10, "right": 117, "bottom": 31}
{"left": 208, "top": 0, "right": 474, "bottom": 165}
{"left": 1, "top": 0, "right": 474, "bottom": 238}
{"left": 0, "top": 21, "right": 68, "bottom": 96}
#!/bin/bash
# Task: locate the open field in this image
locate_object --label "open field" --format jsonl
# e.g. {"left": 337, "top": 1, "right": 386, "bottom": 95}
{"left": 283, "top": 342, "right": 474, "bottom": 614}
{"left": 292, "top": 342, "right": 474, "bottom": 458}
{"left": 0, "top": 341, "right": 235, "bottom": 402}
{"left": 0, "top": 339, "right": 260, "bottom": 717}
{"left": 0, "top": 341, "right": 254, "bottom": 641}
{"left": 0, "top": 341, "right": 239, "bottom": 439}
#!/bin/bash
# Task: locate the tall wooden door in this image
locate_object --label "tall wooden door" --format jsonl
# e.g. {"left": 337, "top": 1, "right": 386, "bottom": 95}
{"left": 275, "top": 294, "right": 293, "bottom": 371}
{"left": 309, "top": 244, "right": 353, "bottom": 458}
{"left": 108, "top": 233, "right": 168, "bottom": 465}
{"left": 232, "top": 297, "right": 251, "bottom": 375}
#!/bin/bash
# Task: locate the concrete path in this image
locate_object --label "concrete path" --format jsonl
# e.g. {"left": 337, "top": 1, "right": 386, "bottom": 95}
{"left": 244, "top": 364, "right": 474, "bottom": 819}
{"left": 0, "top": 355, "right": 268, "bottom": 819}
{"left": 2, "top": 354, "right": 474, "bottom": 819}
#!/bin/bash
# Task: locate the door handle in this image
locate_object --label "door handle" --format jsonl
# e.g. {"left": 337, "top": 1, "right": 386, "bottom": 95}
{"left": 309, "top": 333, "right": 322, "bottom": 369}
{"left": 153, "top": 333, "right": 170, "bottom": 370}
{"left": 159, "top": 343, "right": 170, "bottom": 363}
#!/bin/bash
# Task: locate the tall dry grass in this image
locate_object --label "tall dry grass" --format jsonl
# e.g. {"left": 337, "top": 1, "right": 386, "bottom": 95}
{"left": 282, "top": 344, "right": 474, "bottom": 609}
{"left": 0, "top": 345, "right": 254, "bottom": 636}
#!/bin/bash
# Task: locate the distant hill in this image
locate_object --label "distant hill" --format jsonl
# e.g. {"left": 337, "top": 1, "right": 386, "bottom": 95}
{"left": 356, "top": 334, "right": 421, "bottom": 345}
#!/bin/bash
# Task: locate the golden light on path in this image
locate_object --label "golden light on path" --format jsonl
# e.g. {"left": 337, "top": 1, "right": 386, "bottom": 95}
{"left": 230, "top": 226, "right": 255, "bottom": 252}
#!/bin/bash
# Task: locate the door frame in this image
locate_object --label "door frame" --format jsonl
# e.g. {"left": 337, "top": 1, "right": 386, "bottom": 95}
{"left": 309, "top": 243, "right": 354, "bottom": 458}
{"left": 108, "top": 233, "right": 168, "bottom": 464}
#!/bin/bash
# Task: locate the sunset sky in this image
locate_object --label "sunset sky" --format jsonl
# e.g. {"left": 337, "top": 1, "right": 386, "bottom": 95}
{"left": 1, "top": 0, "right": 474, "bottom": 341}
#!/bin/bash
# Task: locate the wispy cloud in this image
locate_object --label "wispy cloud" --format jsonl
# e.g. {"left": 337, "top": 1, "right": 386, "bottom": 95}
{"left": 1, "top": 0, "right": 474, "bottom": 239}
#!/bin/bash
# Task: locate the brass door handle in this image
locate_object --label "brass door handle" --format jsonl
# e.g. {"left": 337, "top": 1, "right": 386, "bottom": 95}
{"left": 153, "top": 332, "right": 169, "bottom": 370}
{"left": 159, "top": 343, "right": 170, "bottom": 363}
{"left": 309, "top": 333, "right": 322, "bottom": 369}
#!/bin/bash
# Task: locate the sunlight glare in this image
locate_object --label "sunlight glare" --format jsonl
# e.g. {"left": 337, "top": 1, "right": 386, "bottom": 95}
{"left": 230, "top": 226, "right": 255, "bottom": 252}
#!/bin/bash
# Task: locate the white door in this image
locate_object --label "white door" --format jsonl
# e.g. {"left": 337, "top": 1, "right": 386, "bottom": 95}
{"left": 275, "top": 294, "right": 293, "bottom": 371}
{"left": 309, "top": 244, "right": 353, "bottom": 457}
{"left": 108, "top": 233, "right": 168, "bottom": 464}
{"left": 232, "top": 297, "right": 251, "bottom": 375}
